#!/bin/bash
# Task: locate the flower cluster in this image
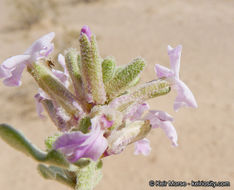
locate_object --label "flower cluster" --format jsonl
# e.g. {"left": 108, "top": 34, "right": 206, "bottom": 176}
{"left": 0, "top": 25, "right": 197, "bottom": 190}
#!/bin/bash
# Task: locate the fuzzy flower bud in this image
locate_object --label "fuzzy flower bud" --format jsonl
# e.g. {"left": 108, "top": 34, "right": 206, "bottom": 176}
{"left": 65, "top": 49, "right": 83, "bottom": 98}
{"left": 79, "top": 27, "right": 106, "bottom": 104}
{"left": 107, "top": 120, "right": 151, "bottom": 155}
{"left": 102, "top": 57, "right": 116, "bottom": 84}
{"left": 105, "top": 57, "right": 145, "bottom": 99}
{"left": 80, "top": 25, "right": 92, "bottom": 41}
{"left": 28, "top": 63, "right": 83, "bottom": 117}
{"left": 109, "top": 79, "right": 171, "bottom": 111}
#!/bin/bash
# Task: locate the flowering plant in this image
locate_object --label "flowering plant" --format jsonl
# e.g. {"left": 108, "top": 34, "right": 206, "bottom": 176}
{"left": 0, "top": 25, "right": 197, "bottom": 190}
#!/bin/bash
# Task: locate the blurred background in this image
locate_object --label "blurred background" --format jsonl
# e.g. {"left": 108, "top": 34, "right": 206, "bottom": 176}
{"left": 0, "top": 0, "right": 233, "bottom": 189}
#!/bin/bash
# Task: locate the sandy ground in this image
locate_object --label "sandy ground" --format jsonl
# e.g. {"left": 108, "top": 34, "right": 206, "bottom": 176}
{"left": 0, "top": 0, "right": 234, "bottom": 190}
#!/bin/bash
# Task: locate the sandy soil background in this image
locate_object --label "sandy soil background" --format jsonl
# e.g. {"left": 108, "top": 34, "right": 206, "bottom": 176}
{"left": 0, "top": 0, "right": 233, "bottom": 190}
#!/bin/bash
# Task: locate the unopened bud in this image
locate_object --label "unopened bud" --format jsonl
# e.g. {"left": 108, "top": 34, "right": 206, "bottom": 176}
{"left": 105, "top": 57, "right": 145, "bottom": 99}
{"left": 79, "top": 33, "right": 106, "bottom": 104}
{"left": 28, "top": 63, "right": 83, "bottom": 116}
{"left": 107, "top": 120, "right": 151, "bottom": 155}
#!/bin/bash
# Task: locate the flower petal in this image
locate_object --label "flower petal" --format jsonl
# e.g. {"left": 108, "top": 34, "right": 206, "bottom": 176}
{"left": 54, "top": 132, "right": 89, "bottom": 152}
{"left": 98, "top": 115, "right": 113, "bottom": 129}
{"left": 34, "top": 89, "right": 48, "bottom": 118}
{"left": 174, "top": 79, "right": 198, "bottom": 111}
{"left": 144, "top": 110, "right": 177, "bottom": 146}
{"left": 52, "top": 69, "right": 69, "bottom": 88}
{"left": 1, "top": 55, "right": 30, "bottom": 70}
{"left": 124, "top": 103, "right": 149, "bottom": 121}
{"left": 80, "top": 25, "right": 92, "bottom": 41}
{"left": 0, "top": 66, "right": 10, "bottom": 78}
{"left": 144, "top": 110, "right": 173, "bottom": 128}
{"left": 160, "top": 121, "right": 178, "bottom": 147}
{"left": 1, "top": 33, "right": 55, "bottom": 87}
{"left": 51, "top": 54, "right": 70, "bottom": 88}
{"left": 54, "top": 118, "right": 108, "bottom": 162}
{"left": 148, "top": 110, "right": 173, "bottom": 122}
{"left": 157, "top": 44, "right": 198, "bottom": 111}
{"left": 134, "top": 138, "right": 151, "bottom": 156}
{"left": 0, "top": 55, "right": 30, "bottom": 79}
{"left": 3, "top": 63, "right": 26, "bottom": 86}
{"left": 41, "top": 99, "right": 75, "bottom": 132}
{"left": 24, "top": 32, "right": 55, "bottom": 59}
{"left": 167, "top": 45, "right": 182, "bottom": 78}
{"left": 155, "top": 64, "right": 174, "bottom": 78}
{"left": 80, "top": 130, "right": 108, "bottom": 161}
{"left": 58, "top": 54, "right": 68, "bottom": 75}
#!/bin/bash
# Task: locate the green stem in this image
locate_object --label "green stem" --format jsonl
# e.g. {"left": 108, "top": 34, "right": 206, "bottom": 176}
{"left": 0, "top": 124, "right": 69, "bottom": 168}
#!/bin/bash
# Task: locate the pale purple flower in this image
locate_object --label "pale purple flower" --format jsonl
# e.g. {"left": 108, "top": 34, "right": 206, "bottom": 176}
{"left": 155, "top": 45, "right": 198, "bottom": 111}
{"left": 0, "top": 32, "right": 55, "bottom": 86}
{"left": 123, "top": 103, "right": 177, "bottom": 149}
{"left": 0, "top": 55, "right": 30, "bottom": 86}
{"left": 134, "top": 138, "right": 151, "bottom": 156}
{"left": 80, "top": 25, "right": 92, "bottom": 41}
{"left": 109, "top": 94, "right": 132, "bottom": 109}
{"left": 52, "top": 54, "right": 70, "bottom": 88}
{"left": 34, "top": 88, "right": 76, "bottom": 131}
{"left": 98, "top": 115, "right": 113, "bottom": 129}
{"left": 24, "top": 32, "right": 55, "bottom": 59}
{"left": 123, "top": 103, "right": 149, "bottom": 121}
{"left": 144, "top": 110, "right": 178, "bottom": 146}
{"left": 53, "top": 117, "right": 108, "bottom": 162}
{"left": 34, "top": 89, "right": 48, "bottom": 118}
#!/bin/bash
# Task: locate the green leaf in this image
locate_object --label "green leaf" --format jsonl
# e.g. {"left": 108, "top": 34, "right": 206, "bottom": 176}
{"left": 74, "top": 158, "right": 91, "bottom": 168}
{"left": 78, "top": 117, "right": 91, "bottom": 133}
{"left": 45, "top": 150, "right": 70, "bottom": 168}
{"left": 37, "top": 164, "right": 76, "bottom": 188}
{"left": 96, "top": 160, "right": 103, "bottom": 169}
{"left": 0, "top": 124, "right": 69, "bottom": 168}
